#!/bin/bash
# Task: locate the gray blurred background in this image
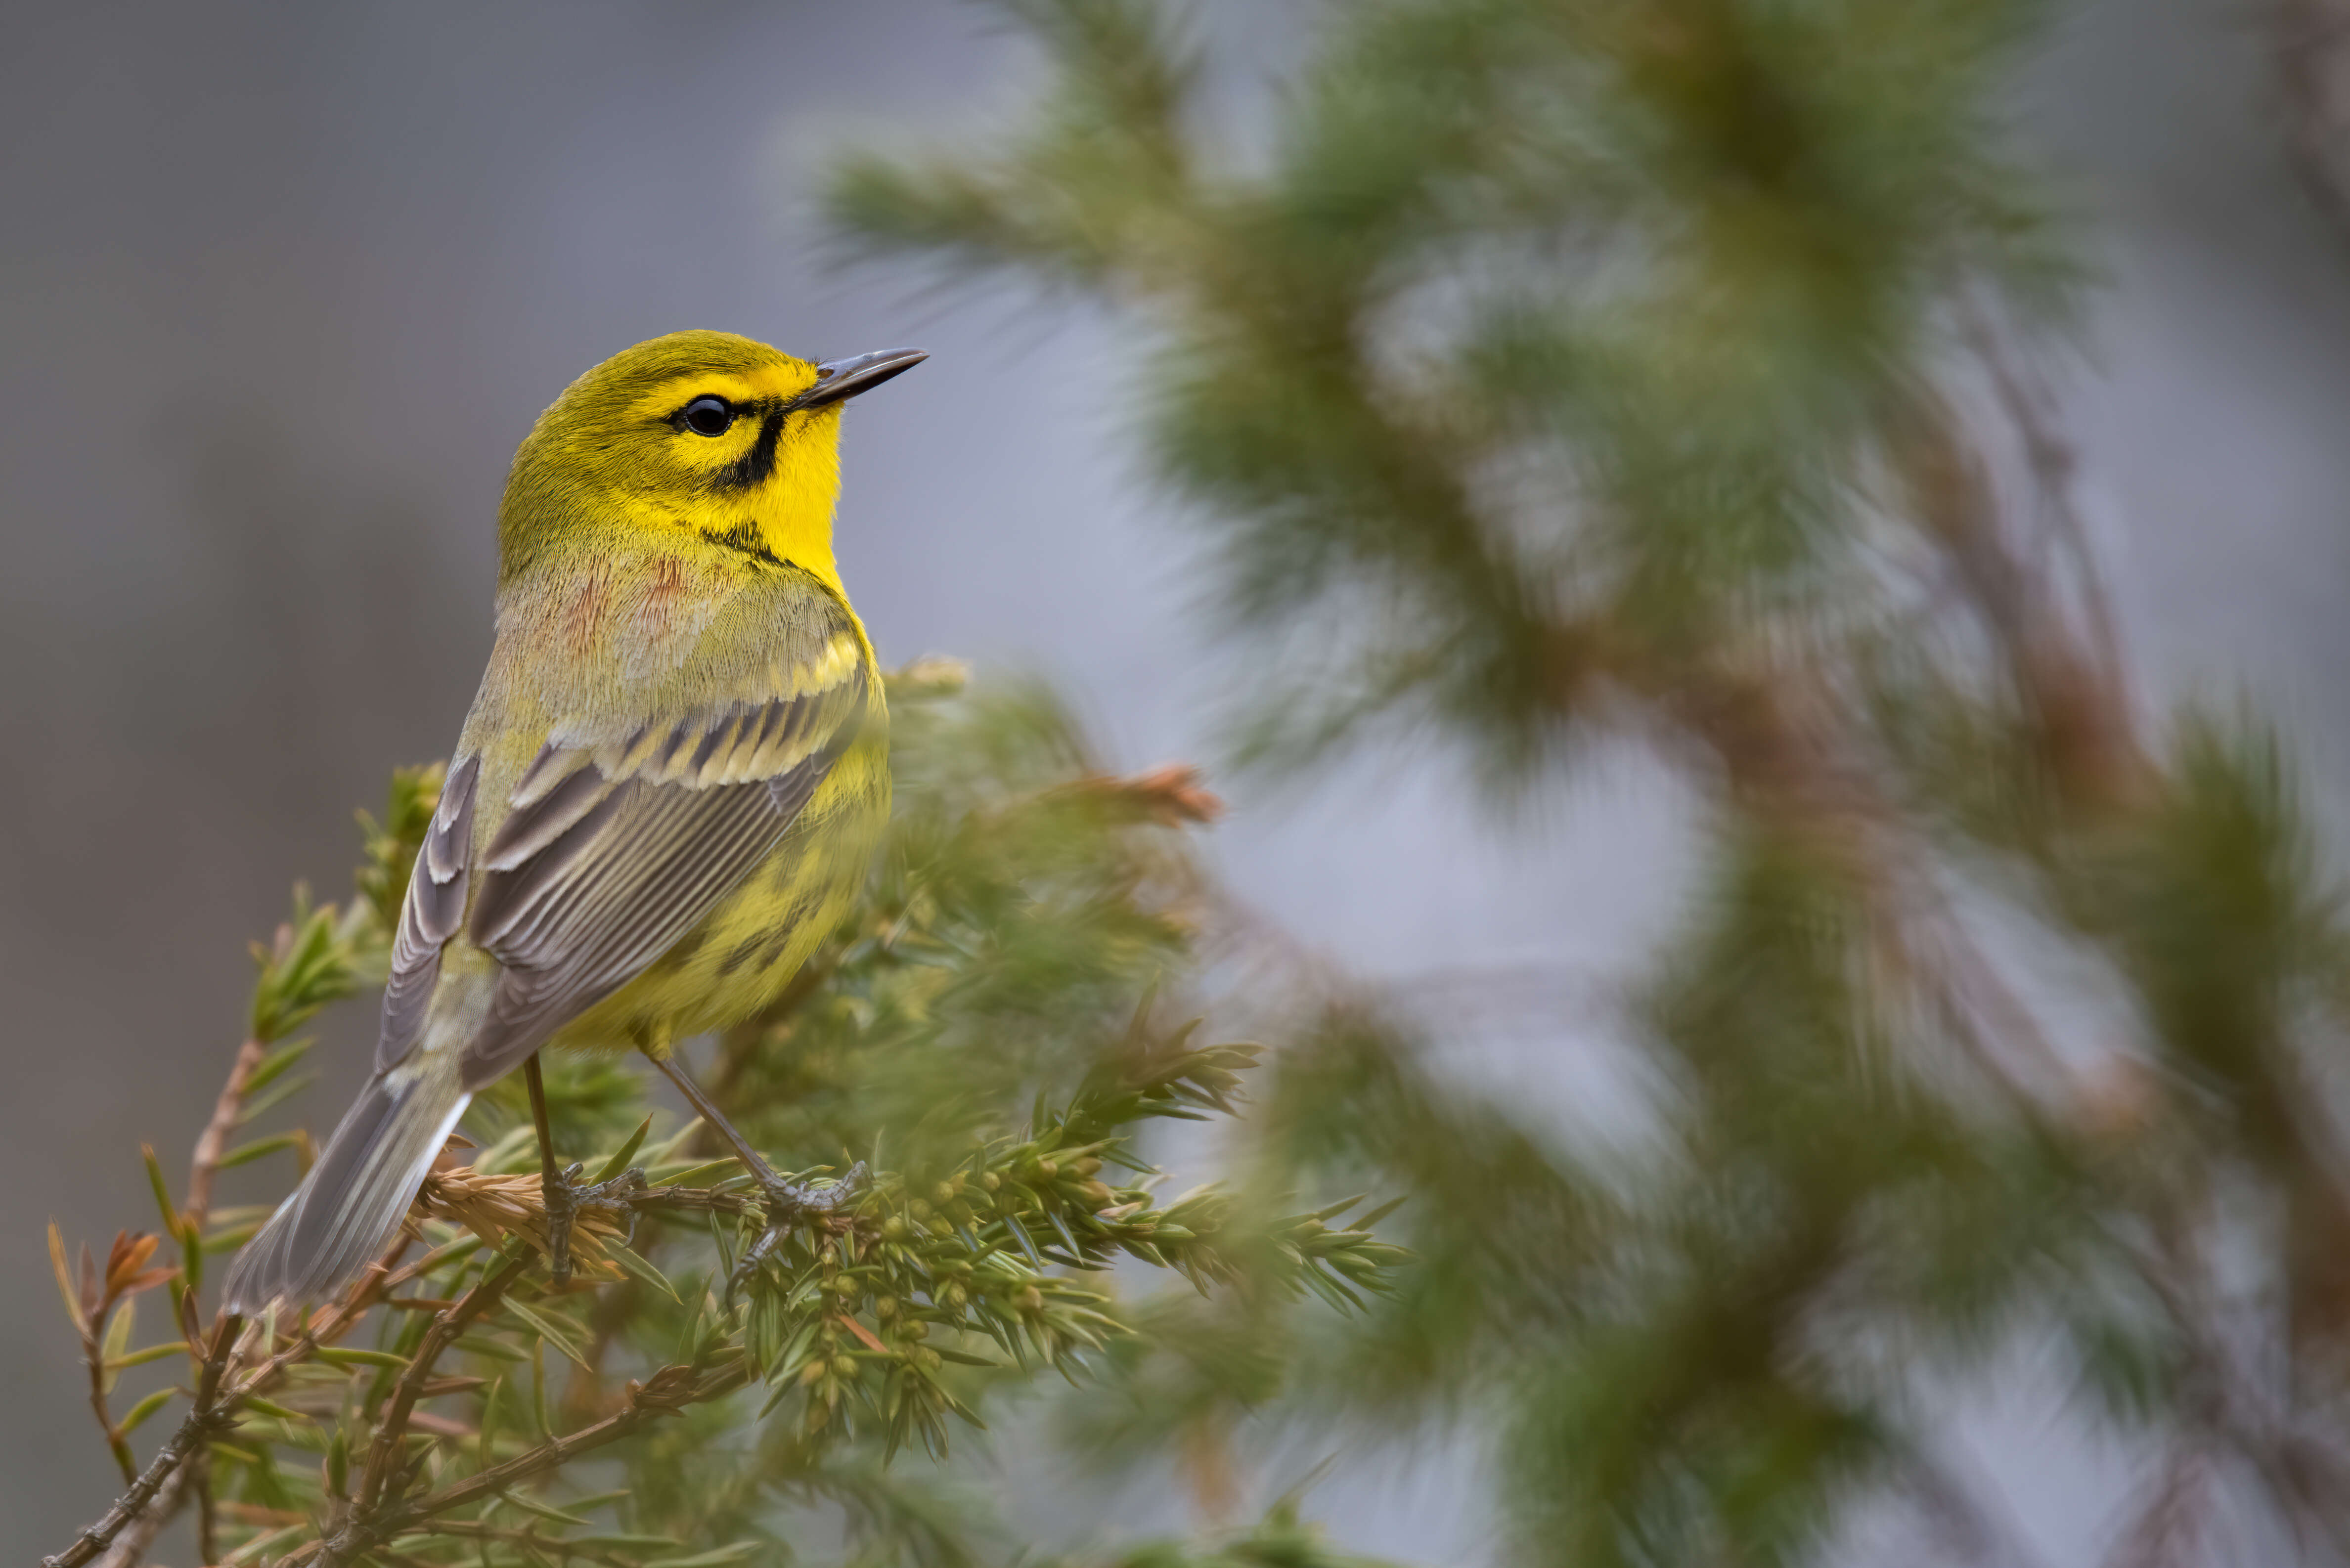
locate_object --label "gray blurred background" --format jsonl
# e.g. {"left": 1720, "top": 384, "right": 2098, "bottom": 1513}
{"left": 3, "top": 0, "right": 2347, "bottom": 1557}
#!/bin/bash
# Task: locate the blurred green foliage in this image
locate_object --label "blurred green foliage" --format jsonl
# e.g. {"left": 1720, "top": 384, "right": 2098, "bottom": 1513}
{"left": 822, "top": 1, "right": 2350, "bottom": 1564}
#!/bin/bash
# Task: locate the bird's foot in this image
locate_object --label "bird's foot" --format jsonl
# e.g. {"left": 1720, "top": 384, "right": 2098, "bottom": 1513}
{"left": 726, "top": 1161, "right": 871, "bottom": 1305}
{"left": 541, "top": 1161, "right": 649, "bottom": 1289}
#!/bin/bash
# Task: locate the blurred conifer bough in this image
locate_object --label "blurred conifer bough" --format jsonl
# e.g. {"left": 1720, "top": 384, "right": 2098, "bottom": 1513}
{"left": 822, "top": 0, "right": 2350, "bottom": 1564}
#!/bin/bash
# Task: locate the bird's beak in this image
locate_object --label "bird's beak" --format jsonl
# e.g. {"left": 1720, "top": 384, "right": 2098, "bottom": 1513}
{"left": 792, "top": 346, "right": 929, "bottom": 410}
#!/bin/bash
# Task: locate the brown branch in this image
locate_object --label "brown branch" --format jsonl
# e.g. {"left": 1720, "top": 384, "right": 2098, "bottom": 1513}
{"left": 352, "top": 1251, "right": 533, "bottom": 1514}
{"left": 44, "top": 1316, "right": 240, "bottom": 1568}
{"left": 1891, "top": 387, "right": 2142, "bottom": 812}
{"left": 193, "top": 1445, "right": 219, "bottom": 1568}
{"left": 56, "top": 1128, "right": 838, "bottom": 1564}
{"left": 376, "top": 1235, "right": 478, "bottom": 1295}
{"left": 87, "top": 1461, "right": 191, "bottom": 1568}
{"left": 222, "top": 1233, "right": 414, "bottom": 1400}
{"left": 63, "top": 1033, "right": 281, "bottom": 1548}
{"left": 181, "top": 1034, "right": 269, "bottom": 1564}
{"left": 44, "top": 1226, "right": 414, "bottom": 1568}
{"left": 1958, "top": 302, "right": 2126, "bottom": 696}
{"left": 83, "top": 1315, "right": 135, "bottom": 1487}
{"left": 305, "top": 1360, "right": 748, "bottom": 1566}
{"left": 70, "top": 1227, "right": 184, "bottom": 1492}
{"left": 2103, "top": 1443, "right": 2213, "bottom": 1568}
{"left": 186, "top": 1037, "right": 269, "bottom": 1236}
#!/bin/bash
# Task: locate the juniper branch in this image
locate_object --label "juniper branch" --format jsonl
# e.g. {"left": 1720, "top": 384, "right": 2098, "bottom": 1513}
{"left": 186, "top": 1037, "right": 269, "bottom": 1236}
{"left": 351, "top": 1252, "right": 534, "bottom": 1515}
{"left": 46, "top": 1317, "right": 241, "bottom": 1568}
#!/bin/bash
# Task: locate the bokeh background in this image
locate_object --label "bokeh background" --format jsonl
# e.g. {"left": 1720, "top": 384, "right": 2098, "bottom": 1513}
{"left": 7, "top": 0, "right": 2350, "bottom": 1558}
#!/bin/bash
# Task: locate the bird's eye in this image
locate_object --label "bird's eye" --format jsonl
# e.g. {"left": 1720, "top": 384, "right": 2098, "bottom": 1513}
{"left": 680, "top": 395, "right": 735, "bottom": 437}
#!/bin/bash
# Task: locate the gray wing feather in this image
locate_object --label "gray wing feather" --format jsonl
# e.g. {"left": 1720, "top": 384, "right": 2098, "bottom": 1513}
{"left": 376, "top": 755, "right": 479, "bottom": 1072}
{"left": 455, "top": 673, "right": 864, "bottom": 1089}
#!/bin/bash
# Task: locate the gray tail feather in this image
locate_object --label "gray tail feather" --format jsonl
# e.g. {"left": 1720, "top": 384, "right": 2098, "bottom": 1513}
{"left": 221, "top": 1054, "right": 470, "bottom": 1315}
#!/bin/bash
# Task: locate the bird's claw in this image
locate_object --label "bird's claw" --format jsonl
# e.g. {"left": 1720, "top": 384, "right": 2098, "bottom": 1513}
{"left": 542, "top": 1161, "right": 649, "bottom": 1289}
{"left": 724, "top": 1161, "right": 872, "bottom": 1306}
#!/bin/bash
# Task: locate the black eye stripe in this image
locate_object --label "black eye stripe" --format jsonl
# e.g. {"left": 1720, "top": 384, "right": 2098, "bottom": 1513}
{"left": 711, "top": 409, "right": 787, "bottom": 490}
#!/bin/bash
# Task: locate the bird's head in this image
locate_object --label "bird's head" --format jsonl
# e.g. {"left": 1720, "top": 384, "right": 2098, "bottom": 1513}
{"left": 499, "top": 329, "right": 925, "bottom": 585}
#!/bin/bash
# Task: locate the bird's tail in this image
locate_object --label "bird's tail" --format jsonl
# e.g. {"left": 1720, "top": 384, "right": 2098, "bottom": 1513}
{"left": 221, "top": 1052, "right": 471, "bottom": 1315}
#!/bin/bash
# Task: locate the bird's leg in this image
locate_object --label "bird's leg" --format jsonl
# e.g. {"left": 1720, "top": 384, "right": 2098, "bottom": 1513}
{"left": 525, "top": 1053, "right": 647, "bottom": 1289}
{"left": 645, "top": 1047, "right": 868, "bottom": 1302}
{"left": 524, "top": 1054, "right": 576, "bottom": 1287}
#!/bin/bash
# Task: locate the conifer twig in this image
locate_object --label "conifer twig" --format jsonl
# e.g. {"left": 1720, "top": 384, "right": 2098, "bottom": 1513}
{"left": 187, "top": 1037, "right": 269, "bottom": 1236}
{"left": 304, "top": 1361, "right": 744, "bottom": 1567}
{"left": 350, "top": 1252, "right": 533, "bottom": 1515}
{"left": 45, "top": 1316, "right": 240, "bottom": 1568}
{"left": 86, "top": 1462, "right": 189, "bottom": 1568}
{"left": 185, "top": 1034, "right": 270, "bottom": 1564}
{"left": 44, "top": 1225, "right": 415, "bottom": 1568}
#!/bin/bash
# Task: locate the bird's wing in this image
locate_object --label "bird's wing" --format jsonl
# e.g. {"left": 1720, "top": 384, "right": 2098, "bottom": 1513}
{"left": 376, "top": 754, "right": 480, "bottom": 1073}
{"left": 459, "top": 653, "right": 871, "bottom": 1088}
{"left": 371, "top": 611, "right": 874, "bottom": 1090}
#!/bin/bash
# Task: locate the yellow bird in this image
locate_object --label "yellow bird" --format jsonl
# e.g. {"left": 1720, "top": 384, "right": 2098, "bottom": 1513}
{"left": 223, "top": 331, "right": 924, "bottom": 1313}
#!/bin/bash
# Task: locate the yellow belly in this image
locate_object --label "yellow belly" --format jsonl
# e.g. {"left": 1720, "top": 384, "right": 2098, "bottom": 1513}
{"left": 541, "top": 730, "right": 890, "bottom": 1056}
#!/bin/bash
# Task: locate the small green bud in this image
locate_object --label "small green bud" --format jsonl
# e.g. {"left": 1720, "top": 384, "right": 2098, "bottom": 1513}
{"left": 832, "top": 1355, "right": 858, "bottom": 1380}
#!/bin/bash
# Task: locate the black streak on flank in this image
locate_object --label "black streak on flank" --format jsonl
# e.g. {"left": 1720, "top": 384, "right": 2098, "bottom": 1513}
{"left": 712, "top": 407, "right": 785, "bottom": 490}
